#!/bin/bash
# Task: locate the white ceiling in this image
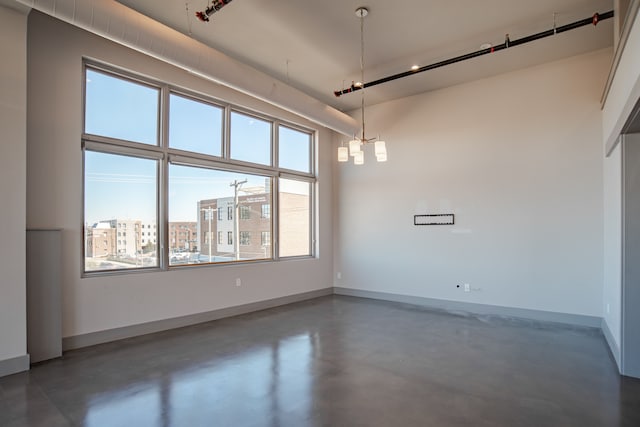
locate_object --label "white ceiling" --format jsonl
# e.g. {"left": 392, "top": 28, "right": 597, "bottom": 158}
{"left": 118, "top": 0, "right": 614, "bottom": 112}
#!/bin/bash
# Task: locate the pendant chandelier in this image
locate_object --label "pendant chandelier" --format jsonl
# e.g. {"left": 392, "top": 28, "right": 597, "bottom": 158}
{"left": 338, "top": 7, "right": 387, "bottom": 165}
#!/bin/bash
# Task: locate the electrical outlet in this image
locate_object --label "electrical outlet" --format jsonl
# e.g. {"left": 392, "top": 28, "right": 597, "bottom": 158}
{"left": 606, "top": 303, "right": 610, "bottom": 314}
{"left": 235, "top": 278, "right": 241, "bottom": 287}
{"left": 464, "top": 283, "right": 470, "bottom": 292}
{"left": 337, "top": 272, "right": 342, "bottom": 279}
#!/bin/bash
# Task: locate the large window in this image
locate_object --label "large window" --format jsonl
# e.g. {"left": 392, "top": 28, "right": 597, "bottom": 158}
{"left": 169, "top": 93, "right": 223, "bottom": 156}
{"left": 85, "top": 68, "right": 159, "bottom": 145}
{"left": 279, "top": 178, "right": 311, "bottom": 257}
{"left": 169, "top": 165, "right": 271, "bottom": 264}
{"left": 83, "top": 63, "right": 314, "bottom": 274}
{"left": 279, "top": 125, "right": 311, "bottom": 173}
{"left": 230, "top": 111, "right": 271, "bottom": 165}
{"left": 84, "top": 152, "right": 158, "bottom": 271}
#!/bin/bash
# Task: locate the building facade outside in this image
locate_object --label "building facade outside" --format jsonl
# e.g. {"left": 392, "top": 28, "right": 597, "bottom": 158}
{"left": 169, "top": 222, "right": 197, "bottom": 252}
{"left": 85, "top": 187, "right": 306, "bottom": 269}
{"left": 85, "top": 219, "right": 158, "bottom": 270}
{"left": 197, "top": 193, "right": 272, "bottom": 261}
{"left": 86, "top": 220, "right": 116, "bottom": 259}
{"left": 196, "top": 190, "right": 307, "bottom": 262}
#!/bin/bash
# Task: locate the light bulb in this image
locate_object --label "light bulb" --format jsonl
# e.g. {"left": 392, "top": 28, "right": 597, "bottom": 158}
{"left": 349, "top": 139, "right": 361, "bottom": 156}
{"left": 338, "top": 146, "right": 349, "bottom": 162}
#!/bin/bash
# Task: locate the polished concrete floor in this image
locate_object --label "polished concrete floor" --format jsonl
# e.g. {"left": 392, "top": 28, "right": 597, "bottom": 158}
{"left": 1, "top": 295, "right": 640, "bottom": 427}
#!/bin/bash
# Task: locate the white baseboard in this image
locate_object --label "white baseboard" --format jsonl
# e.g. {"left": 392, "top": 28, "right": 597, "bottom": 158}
{"left": 601, "top": 318, "right": 622, "bottom": 372}
{"left": 63, "top": 288, "right": 332, "bottom": 351}
{"left": 0, "top": 354, "right": 30, "bottom": 378}
{"left": 4, "top": 287, "right": 622, "bottom": 380}
{"left": 333, "top": 287, "right": 602, "bottom": 328}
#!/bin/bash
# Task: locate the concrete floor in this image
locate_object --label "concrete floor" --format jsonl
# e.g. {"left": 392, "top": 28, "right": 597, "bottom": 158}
{"left": 1, "top": 295, "right": 639, "bottom": 426}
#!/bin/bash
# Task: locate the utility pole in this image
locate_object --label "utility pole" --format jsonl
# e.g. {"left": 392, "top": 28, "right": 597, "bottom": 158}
{"left": 230, "top": 179, "right": 247, "bottom": 260}
{"left": 200, "top": 206, "right": 214, "bottom": 262}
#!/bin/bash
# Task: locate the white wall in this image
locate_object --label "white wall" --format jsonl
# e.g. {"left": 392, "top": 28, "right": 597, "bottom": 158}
{"left": 335, "top": 49, "right": 611, "bottom": 318}
{"left": 603, "top": 140, "right": 622, "bottom": 362}
{"left": 0, "top": 5, "right": 27, "bottom": 369}
{"left": 26, "top": 12, "right": 334, "bottom": 339}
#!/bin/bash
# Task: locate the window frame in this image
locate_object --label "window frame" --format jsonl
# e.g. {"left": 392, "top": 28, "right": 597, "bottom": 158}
{"left": 278, "top": 123, "right": 313, "bottom": 174}
{"left": 277, "top": 176, "right": 315, "bottom": 258}
{"left": 84, "top": 67, "right": 161, "bottom": 147}
{"left": 81, "top": 60, "right": 316, "bottom": 277}
{"left": 168, "top": 92, "right": 225, "bottom": 157}
{"left": 229, "top": 109, "right": 274, "bottom": 167}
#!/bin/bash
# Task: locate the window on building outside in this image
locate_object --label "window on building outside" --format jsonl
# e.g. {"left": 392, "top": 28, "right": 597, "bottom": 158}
{"left": 203, "top": 208, "right": 214, "bottom": 221}
{"left": 261, "top": 231, "right": 270, "bottom": 246}
{"left": 240, "top": 205, "right": 250, "bottom": 220}
{"left": 261, "top": 204, "right": 270, "bottom": 219}
{"left": 240, "top": 231, "right": 251, "bottom": 246}
{"left": 83, "top": 63, "right": 314, "bottom": 274}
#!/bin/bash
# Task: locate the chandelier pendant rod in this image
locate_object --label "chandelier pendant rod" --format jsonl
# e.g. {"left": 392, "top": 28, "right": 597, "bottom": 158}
{"left": 338, "top": 7, "right": 387, "bottom": 164}
{"left": 359, "top": 7, "right": 367, "bottom": 143}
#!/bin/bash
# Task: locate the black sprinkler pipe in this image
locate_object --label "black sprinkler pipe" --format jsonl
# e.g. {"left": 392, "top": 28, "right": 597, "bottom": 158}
{"left": 196, "top": 0, "right": 234, "bottom": 22}
{"left": 334, "top": 10, "right": 614, "bottom": 97}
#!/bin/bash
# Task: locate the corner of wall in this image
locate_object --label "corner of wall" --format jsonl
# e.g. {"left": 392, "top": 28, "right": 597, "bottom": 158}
{"left": 0, "top": 3, "right": 28, "bottom": 373}
{"left": 602, "top": 318, "right": 622, "bottom": 372}
{"left": 0, "top": 354, "right": 30, "bottom": 378}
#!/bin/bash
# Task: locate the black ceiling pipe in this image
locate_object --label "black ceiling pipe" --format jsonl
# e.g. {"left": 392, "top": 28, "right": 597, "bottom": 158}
{"left": 334, "top": 10, "right": 614, "bottom": 97}
{"left": 196, "top": 0, "right": 234, "bottom": 22}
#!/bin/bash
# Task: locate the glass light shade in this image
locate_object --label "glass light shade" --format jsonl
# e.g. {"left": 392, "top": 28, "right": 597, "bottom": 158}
{"left": 354, "top": 151, "right": 364, "bottom": 165}
{"left": 338, "top": 146, "right": 349, "bottom": 162}
{"left": 349, "top": 139, "right": 361, "bottom": 156}
{"left": 376, "top": 152, "right": 387, "bottom": 162}
{"left": 375, "top": 140, "right": 386, "bottom": 156}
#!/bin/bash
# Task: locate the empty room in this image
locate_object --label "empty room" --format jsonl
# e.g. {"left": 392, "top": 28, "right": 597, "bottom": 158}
{"left": 1, "top": 0, "right": 640, "bottom": 425}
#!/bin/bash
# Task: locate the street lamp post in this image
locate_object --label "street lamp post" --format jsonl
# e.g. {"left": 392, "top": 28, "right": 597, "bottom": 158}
{"left": 200, "top": 206, "right": 214, "bottom": 262}
{"left": 230, "top": 179, "right": 247, "bottom": 261}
